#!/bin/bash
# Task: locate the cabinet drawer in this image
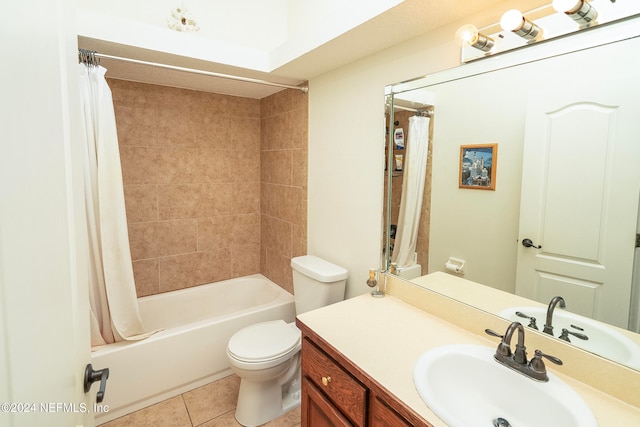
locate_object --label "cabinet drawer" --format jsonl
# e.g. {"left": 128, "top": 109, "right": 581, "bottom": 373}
{"left": 302, "top": 338, "right": 367, "bottom": 427}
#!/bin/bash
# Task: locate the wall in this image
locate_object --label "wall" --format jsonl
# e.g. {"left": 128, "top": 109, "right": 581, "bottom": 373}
{"left": 260, "top": 89, "right": 309, "bottom": 293}
{"left": 111, "top": 81, "right": 307, "bottom": 296}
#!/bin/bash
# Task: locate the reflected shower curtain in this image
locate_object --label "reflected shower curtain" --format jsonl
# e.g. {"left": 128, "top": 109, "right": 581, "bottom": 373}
{"left": 392, "top": 115, "right": 430, "bottom": 267}
{"left": 79, "top": 63, "right": 152, "bottom": 347}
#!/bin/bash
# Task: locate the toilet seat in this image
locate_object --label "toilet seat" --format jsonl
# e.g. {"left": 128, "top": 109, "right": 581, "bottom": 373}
{"left": 228, "top": 320, "right": 301, "bottom": 364}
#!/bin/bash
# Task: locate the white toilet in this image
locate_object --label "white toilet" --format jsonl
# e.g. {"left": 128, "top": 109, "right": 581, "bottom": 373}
{"left": 226, "top": 255, "right": 348, "bottom": 427}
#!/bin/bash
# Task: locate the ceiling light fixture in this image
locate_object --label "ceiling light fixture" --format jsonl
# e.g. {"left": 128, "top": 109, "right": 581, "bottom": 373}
{"left": 552, "top": 0, "right": 598, "bottom": 27}
{"left": 500, "top": 9, "right": 542, "bottom": 41}
{"left": 455, "top": 24, "right": 495, "bottom": 52}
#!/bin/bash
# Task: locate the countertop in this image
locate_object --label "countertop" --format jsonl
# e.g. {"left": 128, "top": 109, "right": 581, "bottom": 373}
{"left": 297, "top": 293, "right": 640, "bottom": 426}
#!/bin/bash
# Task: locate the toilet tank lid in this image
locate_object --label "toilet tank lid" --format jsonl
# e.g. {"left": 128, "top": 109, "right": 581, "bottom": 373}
{"left": 291, "top": 255, "right": 348, "bottom": 282}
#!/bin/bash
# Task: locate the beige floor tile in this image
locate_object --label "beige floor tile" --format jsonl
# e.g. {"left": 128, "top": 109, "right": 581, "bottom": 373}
{"left": 265, "top": 406, "right": 301, "bottom": 427}
{"left": 99, "top": 396, "right": 191, "bottom": 427}
{"left": 183, "top": 375, "right": 241, "bottom": 426}
{"left": 196, "top": 409, "right": 242, "bottom": 427}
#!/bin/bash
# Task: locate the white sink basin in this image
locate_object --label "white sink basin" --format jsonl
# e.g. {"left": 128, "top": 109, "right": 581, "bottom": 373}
{"left": 498, "top": 306, "right": 640, "bottom": 369}
{"left": 413, "top": 344, "right": 598, "bottom": 427}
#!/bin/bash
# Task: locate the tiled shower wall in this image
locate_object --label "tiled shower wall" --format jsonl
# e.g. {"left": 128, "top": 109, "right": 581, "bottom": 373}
{"left": 109, "top": 80, "right": 307, "bottom": 296}
{"left": 260, "top": 90, "right": 308, "bottom": 293}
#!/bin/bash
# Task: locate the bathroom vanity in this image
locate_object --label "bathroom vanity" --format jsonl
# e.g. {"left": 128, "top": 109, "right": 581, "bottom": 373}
{"left": 300, "top": 323, "right": 424, "bottom": 426}
{"left": 296, "top": 274, "right": 640, "bottom": 426}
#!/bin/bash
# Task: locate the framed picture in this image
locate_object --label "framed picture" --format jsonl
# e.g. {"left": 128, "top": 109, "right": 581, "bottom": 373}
{"left": 459, "top": 143, "right": 497, "bottom": 190}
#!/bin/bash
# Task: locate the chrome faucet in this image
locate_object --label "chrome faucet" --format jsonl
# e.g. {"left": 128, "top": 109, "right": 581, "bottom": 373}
{"left": 486, "top": 321, "right": 563, "bottom": 382}
{"left": 543, "top": 296, "right": 566, "bottom": 335}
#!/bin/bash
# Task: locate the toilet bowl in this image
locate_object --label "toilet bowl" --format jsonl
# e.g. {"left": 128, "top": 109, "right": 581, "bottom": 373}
{"left": 226, "top": 255, "right": 348, "bottom": 427}
{"left": 227, "top": 320, "right": 302, "bottom": 426}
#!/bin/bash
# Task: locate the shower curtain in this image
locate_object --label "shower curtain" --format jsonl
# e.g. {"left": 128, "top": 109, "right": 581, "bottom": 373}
{"left": 79, "top": 63, "right": 153, "bottom": 347}
{"left": 392, "top": 115, "right": 431, "bottom": 268}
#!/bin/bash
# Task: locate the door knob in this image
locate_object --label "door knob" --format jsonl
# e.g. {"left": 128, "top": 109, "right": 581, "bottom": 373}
{"left": 522, "top": 238, "right": 542, "bottom": 249}
{"left": 84, "top": 363, "right": 109, "bottom": 403}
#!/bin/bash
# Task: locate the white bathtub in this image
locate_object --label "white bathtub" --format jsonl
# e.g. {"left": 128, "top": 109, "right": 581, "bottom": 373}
{"left": 91, "top": 274, "right": 296, "bottom": 425}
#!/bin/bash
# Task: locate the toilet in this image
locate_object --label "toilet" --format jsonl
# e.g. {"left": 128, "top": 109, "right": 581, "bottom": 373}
{"left": 226, "top": 255, "right": 348, "bottom": 427}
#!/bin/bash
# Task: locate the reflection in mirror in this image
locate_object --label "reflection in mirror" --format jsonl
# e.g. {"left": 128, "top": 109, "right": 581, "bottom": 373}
{"left": 383, "top": 96, "right": 433, "bottom": 280}
{"left": 384, "top": 17, "right": 640, "bottom": 369}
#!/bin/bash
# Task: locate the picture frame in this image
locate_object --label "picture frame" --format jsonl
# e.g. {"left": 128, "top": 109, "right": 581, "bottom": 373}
{"left": 459, "top": 143, "right": 497, "bottom": 190}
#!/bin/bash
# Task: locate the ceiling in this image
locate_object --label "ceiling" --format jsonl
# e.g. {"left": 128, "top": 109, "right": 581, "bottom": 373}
{"left": 77, "top": 0, "right": 518, "bottom": 98}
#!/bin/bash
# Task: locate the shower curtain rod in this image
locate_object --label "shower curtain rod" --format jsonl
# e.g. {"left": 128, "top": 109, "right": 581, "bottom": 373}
{"left": 393, "top": 104, "right": 432, "bottom": 116}
{"left": 83, "top": 50, "right": 309, "bottom": 93}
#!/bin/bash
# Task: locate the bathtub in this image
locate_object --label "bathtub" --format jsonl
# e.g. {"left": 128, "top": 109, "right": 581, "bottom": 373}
{"left": 91, "top": 274, "right": 296, "bottom": 425}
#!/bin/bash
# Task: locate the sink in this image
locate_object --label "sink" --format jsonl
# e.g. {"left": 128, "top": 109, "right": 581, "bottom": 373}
{"left": 413, "top": 344, "right": 598, "bottom": 427}
{"left": 499, "top": 306, "right": 640, "bottom": 369}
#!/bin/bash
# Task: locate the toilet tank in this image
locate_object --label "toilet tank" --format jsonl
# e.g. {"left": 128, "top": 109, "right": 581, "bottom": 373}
{"left": 291, "top": 255, "right": 348, "bottom": 315}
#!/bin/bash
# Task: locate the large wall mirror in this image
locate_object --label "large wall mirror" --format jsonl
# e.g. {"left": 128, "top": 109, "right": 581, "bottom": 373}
{"left": 384, "top": 16, "right": 640, "bottom": 370}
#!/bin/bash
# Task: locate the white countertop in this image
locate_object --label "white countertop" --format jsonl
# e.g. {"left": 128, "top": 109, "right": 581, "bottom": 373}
{"left": 297, "top": 293, "right": 640, "bottom": 426}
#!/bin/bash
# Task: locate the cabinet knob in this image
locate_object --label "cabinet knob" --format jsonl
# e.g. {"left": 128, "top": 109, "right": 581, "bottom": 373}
{"left": 321, "top": 376, "right": 332, "bottom": 386}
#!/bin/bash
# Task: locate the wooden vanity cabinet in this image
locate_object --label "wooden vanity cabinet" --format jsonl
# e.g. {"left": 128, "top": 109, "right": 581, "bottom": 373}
{"left": 298, "top": 321, "right": 432, "bottom": 427}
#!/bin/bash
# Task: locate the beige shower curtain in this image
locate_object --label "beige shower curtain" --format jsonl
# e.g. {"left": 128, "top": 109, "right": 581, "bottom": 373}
{"left": 79, "top": 62, "right": 154, "bottom": 347}
{"left": 392, "top": 115, "right": 430, "bottom": 268}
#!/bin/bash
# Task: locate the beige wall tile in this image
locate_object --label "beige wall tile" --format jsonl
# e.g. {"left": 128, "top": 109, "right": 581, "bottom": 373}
{"left": 261, "top": 215, "right": 292, "bottom": 256}
{"left": 123, "top": 185, "right": 158, "bottom": 223}
{"left": 112, "top": 81, "right": 306, "bottom": 297}
{"left": 291, "top": 148, "right": 307, "bottom": 190}
{"left": 228, "top": 117, "right": 260, "bottom": 150}
{"left": 128, "top": 222, "right": 158, "bottom": 260}
{"left": 198, "top": 214, "right": 260, "bottom": 251}
{"left": 231, "top": 244, "right": 261, "bottom": 277}
{"left": 113, "top": 103, "right": 157, "bottom": 147}
{"left": 261, "top": 150, "right": 292, "bottom": 185}
{"left": 158, "top": 184, "right": 206, "bottom": 220}
{"left": 263, "top": 248, "right": 294, "bottom": 293}
{"left": 157, "top": 219, "right": 198, "bottom": 257}
{"left": 158, "top": 249, "right": 233, "bottom": 292}
{"left": 132, "top": 258, "right": 159, "bottom": 297}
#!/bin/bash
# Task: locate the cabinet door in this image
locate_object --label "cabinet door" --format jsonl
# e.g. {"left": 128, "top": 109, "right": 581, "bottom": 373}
{"left": 370, "top": 396, "right": 413, "bottom": 427}
{"left": 302, "top": 376, "right": 353, "bottom": 427}
{"left": 302, "top": 338, "right": 367, "bottom": 426}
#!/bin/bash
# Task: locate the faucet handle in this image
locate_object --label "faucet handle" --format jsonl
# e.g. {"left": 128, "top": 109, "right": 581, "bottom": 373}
{"left": 529, "top": 349, "right": 563, "bottom": 375}
{"left": 485, "top": 328, "right": 503, "bottom": 339}
{"left": 485, "top": 329, "right": 512, "bottom": 357}
{"left": 559, "top": 328, "right": 589, "bottom": 342}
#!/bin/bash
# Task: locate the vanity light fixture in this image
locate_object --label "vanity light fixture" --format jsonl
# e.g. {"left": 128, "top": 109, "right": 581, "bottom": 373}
{"left": 500, "top": 9, "right": 543, "bottom": 41}
{"left": 455, "top": 24, "right": 495, "bottom": 52}
{"left": 552, "top": 0, "right": 598, "bottom": 27}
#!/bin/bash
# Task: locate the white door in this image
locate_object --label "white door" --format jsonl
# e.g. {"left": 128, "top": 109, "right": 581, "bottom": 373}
{"left": 1, "top": 1, "right": 94, "bottom": 426}
{"left": 515, "top": 74, "right": 640, "bottom": 329}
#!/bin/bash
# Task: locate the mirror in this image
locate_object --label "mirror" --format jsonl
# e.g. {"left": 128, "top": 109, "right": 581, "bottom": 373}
{"left": 384, "top": 18, "right": 640, "bottom": 370}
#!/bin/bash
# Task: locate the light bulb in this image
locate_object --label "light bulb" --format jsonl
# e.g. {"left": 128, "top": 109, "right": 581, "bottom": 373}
{"left": 455, "top": 24, "right": 479, "bottom": 46}
{"left": 455, "top": 24, "right": 495, "bottom": 52}
{"left": 552, "top": 0, "right": 598, "bottom": 26}
{"left": 500, "top": 9, "right": 526, "bottom": 32}
{"left": 500, "top": 9, "right": 542, "bottom": 41}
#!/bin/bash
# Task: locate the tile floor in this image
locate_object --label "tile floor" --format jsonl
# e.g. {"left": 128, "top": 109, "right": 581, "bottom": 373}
{"left": 100, "top": 374, "right": 301, "bottom": 427}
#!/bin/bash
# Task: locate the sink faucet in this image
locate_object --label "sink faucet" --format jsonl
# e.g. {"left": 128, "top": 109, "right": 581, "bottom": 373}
{"left": 543, "top": 296, "right": 566, "bottom": 335}
{"left": 486, "top": 321, "right": 563, "bottom": 382}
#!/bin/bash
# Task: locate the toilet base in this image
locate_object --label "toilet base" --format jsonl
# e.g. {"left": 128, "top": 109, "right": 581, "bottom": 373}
{"left": 234, "top": 372, "right": 301, "bottom": 427}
